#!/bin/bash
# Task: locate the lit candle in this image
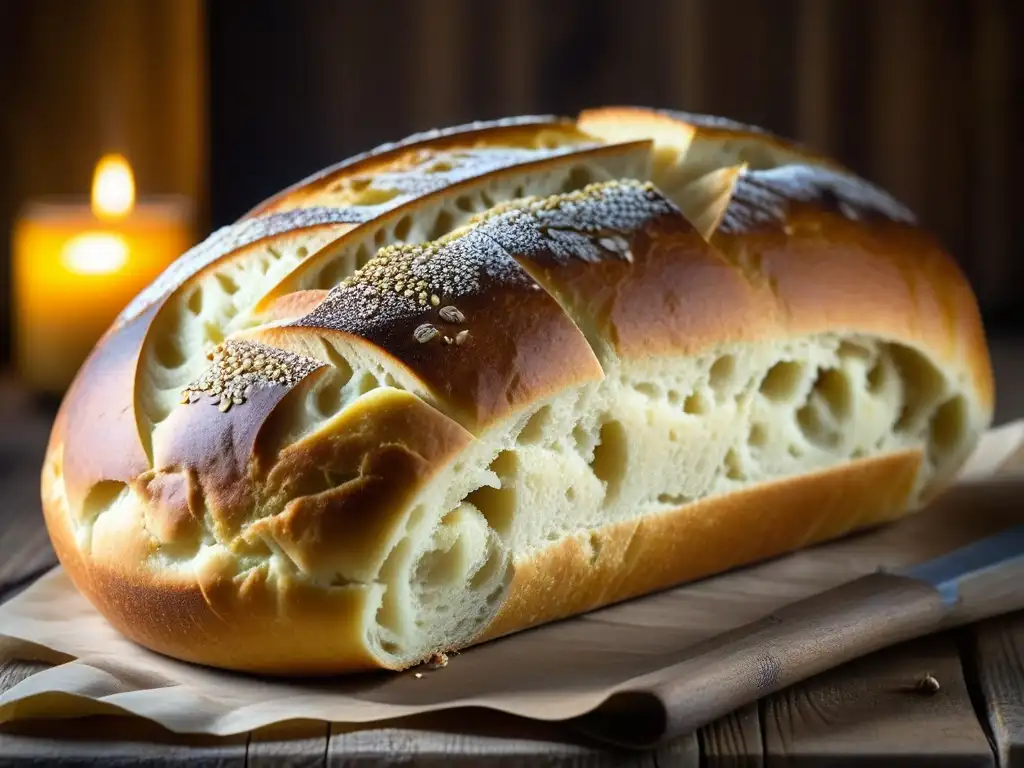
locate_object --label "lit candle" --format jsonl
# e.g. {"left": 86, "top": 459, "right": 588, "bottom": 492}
{"left": 13, "top": 155, "right": 193, "bottom": 394}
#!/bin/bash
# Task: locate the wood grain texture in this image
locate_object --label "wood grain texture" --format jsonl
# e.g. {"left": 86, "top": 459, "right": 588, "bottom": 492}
{"left": 0, "top": 393, "right": 55, "bottom": 602}
{"left": 971, "top": 612, "right": 1024, "bottom": 768}
{"left": 762, "top": 634, "right": 994, "bottom": 767}
{"left": 699, "top": 704, "right": 762, "bottom": 768}
{"left": 247, "top": 722, "right": 329, "bottom": 768}
{"left": 325, "top": 711, "right": 696, "bottom": 767}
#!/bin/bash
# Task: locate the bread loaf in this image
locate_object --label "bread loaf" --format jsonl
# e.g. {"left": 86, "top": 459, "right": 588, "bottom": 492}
{"left": 41, "top": 107, "right": 994, "bottom": 675}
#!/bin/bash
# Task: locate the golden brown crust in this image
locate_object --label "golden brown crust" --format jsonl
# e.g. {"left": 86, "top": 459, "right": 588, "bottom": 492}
{"left": 43, "top": 479, "right": 384, "bottom": 674}
{"left": 43, "top": 388, "right": 475, "bottom": 675}
{"left": 244, "top": 116, "right": 588, "bottom": 217}
{"left": 251, "top": 388, "right": 475, "bottom": 582}
{"left": 259, "top": 223, "right": 606, "bottom": 432}
{"left": 45, "top": 437, "right": 922, "bottom": 675}
{"left": 252, "top": 139, "right": 653, "bottom": 312}
{"left": 480, "top": 449, "right": 923, "bottom": 642}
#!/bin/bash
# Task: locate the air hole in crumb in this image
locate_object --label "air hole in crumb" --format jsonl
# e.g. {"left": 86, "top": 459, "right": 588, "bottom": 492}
{"left": 748, "top": 423, "right": 768, "bottom": 448}
{"left": 572, "top": 424, "right": 590, "bottom": 455}
{"left": 82, "top": 480, "right": 127, "bottom": 523}
{"left": 814, "top": 369, "right": 854, "bottom": 421}
{"left": 668, "top": 390, "right": 681, "bottom": 406}
{"left": 684, "top": 392, "right": 709, "bottom": 415}
{"left": 518, "top": 406, "right": 552, "bottom": 445}
{"left": 837, "top": 341, "right": 873, "bottom": 362}
{"left": 512, "top": 185, "right": 525, "bottom": 198}
{"left": 709, "top": 355, "right": 737, "bottom": 396}
{"left": 465, "top": 451, "right": 517, "bottom": 540}
{"left": 634, "top": 382, "right": 659, "bottom": 399}
{"left": 759, "top": 360, "right": 804, "bottom": 402}
{"left": 724, "top": 448, "right": 745, "bottom": 481}
{"left": 797, "top": 402, "right": 840, "bottom": 450}
{"left": 657, "top": 492, "right": 690, "bottom": 506}
{"left": 928, "top": 395, "right": 968, "bottom": 467}
{"left": 455, "top": 195, "right": 474, "bottom": 213}
{"left": 315, "top": 379, "right": 342, "bottom": 417}
{"left": 562, "top": 165, "right": 594, "bottom": 193}
{"left": 383, "top": 373, "right": 398, "bottom": 388}
{"left": 669, "top": 429, "right": 679, "bottom": 442}
{"left": 481, "top": 191, "right": 495, "bottom": 208}
{"left": 296, "top": 246, "right": 309, "bottom": 259}
{"left": 590, "top": 419, "right": 628, "bottom": 505}
{"left": 374, "top": 228, "right": 387, "bottom": 247}
{"left": 215, "top": 272, "right": 239, "bottom": 295}
{"left": 867, "top": 359, "right": 889, "bottom": 394}
{"left": 380, "top": 640, "right": 400, "bottom": 655}
{"left": 428, "top": 210, "right": 455, "bottom": 241}
{"left": 565, "top": 487, "right": 576, "bottom": 502}
{"left": 355, "top": 372, "right": 377, "bottom": 396}
{"left": 155, "top": 337, "right": 185, "bottom": 368}
{"left": 415, "top": 532, "right": 470, "bottom": 589}
{"left": 469, "top": 544, "right": 505, "bottom": 590}
{"left": 427, "top": 160, "right": 453, "bottom": 173}
{"left": 186, "top": 289, "right": 203, "bottom": 315}
{"left": 890, "top": 345, "right": 946, "bottom": 433}
{"left": 353, "top": 188, "right": 399, "bottom": 206}
{"left": 202, "top": 322, "right": 224, "bottom": 345}
{"left": 394, "top": 216, "right": 412, "bottom": 241}
{"left": 788, "top": 443, "right": 803, "bottom": 458}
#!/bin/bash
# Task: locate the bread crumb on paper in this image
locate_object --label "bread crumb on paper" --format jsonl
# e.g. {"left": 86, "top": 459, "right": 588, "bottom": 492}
{"left": 426, "top": 652, "right": 449, "bottom": 669}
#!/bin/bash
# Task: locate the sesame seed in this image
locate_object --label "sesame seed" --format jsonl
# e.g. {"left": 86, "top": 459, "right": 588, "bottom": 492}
{"left": 439, "top": 305, "right": 465, "bottom": 324}
{"left": 413, "top": 323, "right": 439, "bottom": 343}
{"left": 293, "top": 180, "right": 677, "bottom": 342}
{"left": 181, "top": 339, "right": 321, "bottom": 412}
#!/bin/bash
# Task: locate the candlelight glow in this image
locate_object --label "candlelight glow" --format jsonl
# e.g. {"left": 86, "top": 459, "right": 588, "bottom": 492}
{"left": 61, "top": 233, "right": 129, "bottom": 275}
{"left": 91, "top": 154, "right": 135, "bottom": 220}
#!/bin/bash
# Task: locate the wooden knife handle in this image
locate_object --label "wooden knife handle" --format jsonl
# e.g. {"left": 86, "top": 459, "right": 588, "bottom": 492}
{"left": 577, "top": 572, "right": 950, "bottom": 748}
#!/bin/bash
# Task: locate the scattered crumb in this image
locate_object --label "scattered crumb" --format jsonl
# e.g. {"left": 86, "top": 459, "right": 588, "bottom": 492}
{"left": 414, "top": 672, "right": 423, "bottom": 679}
{"left": 917, "top": 674, "right": 940, "bottom": 695}
{"left": 426, "top": 652, "right": 449, "bottom": 669}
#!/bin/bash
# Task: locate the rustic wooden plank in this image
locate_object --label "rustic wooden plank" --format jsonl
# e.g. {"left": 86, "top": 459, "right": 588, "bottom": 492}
{"left": 326, "top": 710, "right": 683, "bottom": 767}
{"left": 247, "top": 722, "right": 329, "bottom": 768}
{"left": 0, "top": 650, "right": 249, "bottom": 767}
{"left": 0, "top": 717, "right": 248, "bottom": 767}
{"left": 971, "top": 611, "right": 1024, "bottom": 767}
{"left": 700, "top": 704, "right": 762, "bottom": 768}
{"left": 762, "top": 633, "right": 994, "bottom": 767}
{"left": 0, "top": 398, "right": 57, "bottom": 603}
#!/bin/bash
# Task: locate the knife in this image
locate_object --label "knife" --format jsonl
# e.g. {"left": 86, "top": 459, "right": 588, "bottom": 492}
{"left": 576, "top": 523, "right": 1024, "bottom": 749}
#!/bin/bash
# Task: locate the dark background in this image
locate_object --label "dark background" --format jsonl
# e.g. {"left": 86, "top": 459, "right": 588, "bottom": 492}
{"left": 0, "top": 0, "right": 1021, "bottom": 374}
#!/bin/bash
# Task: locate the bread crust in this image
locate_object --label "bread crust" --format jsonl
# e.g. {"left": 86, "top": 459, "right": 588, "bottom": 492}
{"left": 480, "top": 449, "right": 921, "bottom": 642}
{"left": 42, "top": 107, "right": 996, "bottom": 675}
{"left": 44, "top": 438, "right": 921, "bottom": 674}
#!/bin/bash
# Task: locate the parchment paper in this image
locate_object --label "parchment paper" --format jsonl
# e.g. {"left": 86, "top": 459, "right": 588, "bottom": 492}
{"left": 1, "top": 420, "right": 1023, "bottom": 746}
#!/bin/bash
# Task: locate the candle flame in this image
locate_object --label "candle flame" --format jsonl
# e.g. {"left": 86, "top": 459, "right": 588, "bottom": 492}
{"left": 62, "top": 233, "right": 129, "bottom": 275}
{"left": 91, "top": 154, "right": 135, "bottom": 220}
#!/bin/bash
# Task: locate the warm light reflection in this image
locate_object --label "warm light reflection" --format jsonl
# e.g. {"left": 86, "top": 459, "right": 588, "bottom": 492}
{"left": 61, "top": 232, "right": 129, "bottom": 275}
{"left": 91, "top": 154, "right": 135, "bottom": 219}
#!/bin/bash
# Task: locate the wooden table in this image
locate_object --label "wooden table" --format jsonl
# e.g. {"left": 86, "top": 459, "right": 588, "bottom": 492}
{"left": 3, "top": 337, "right": 1024, "bottom": 766}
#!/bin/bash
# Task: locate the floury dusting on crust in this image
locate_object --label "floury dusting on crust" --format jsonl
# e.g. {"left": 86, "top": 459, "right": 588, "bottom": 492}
{"left": 293, "top": 179, "right": 677, "bottom": 338}
{"left": 720, "top": 165, "right": 916, "bottom": 234}
{"left": 181, "top": 339, "right": 322, "bottom": 412}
